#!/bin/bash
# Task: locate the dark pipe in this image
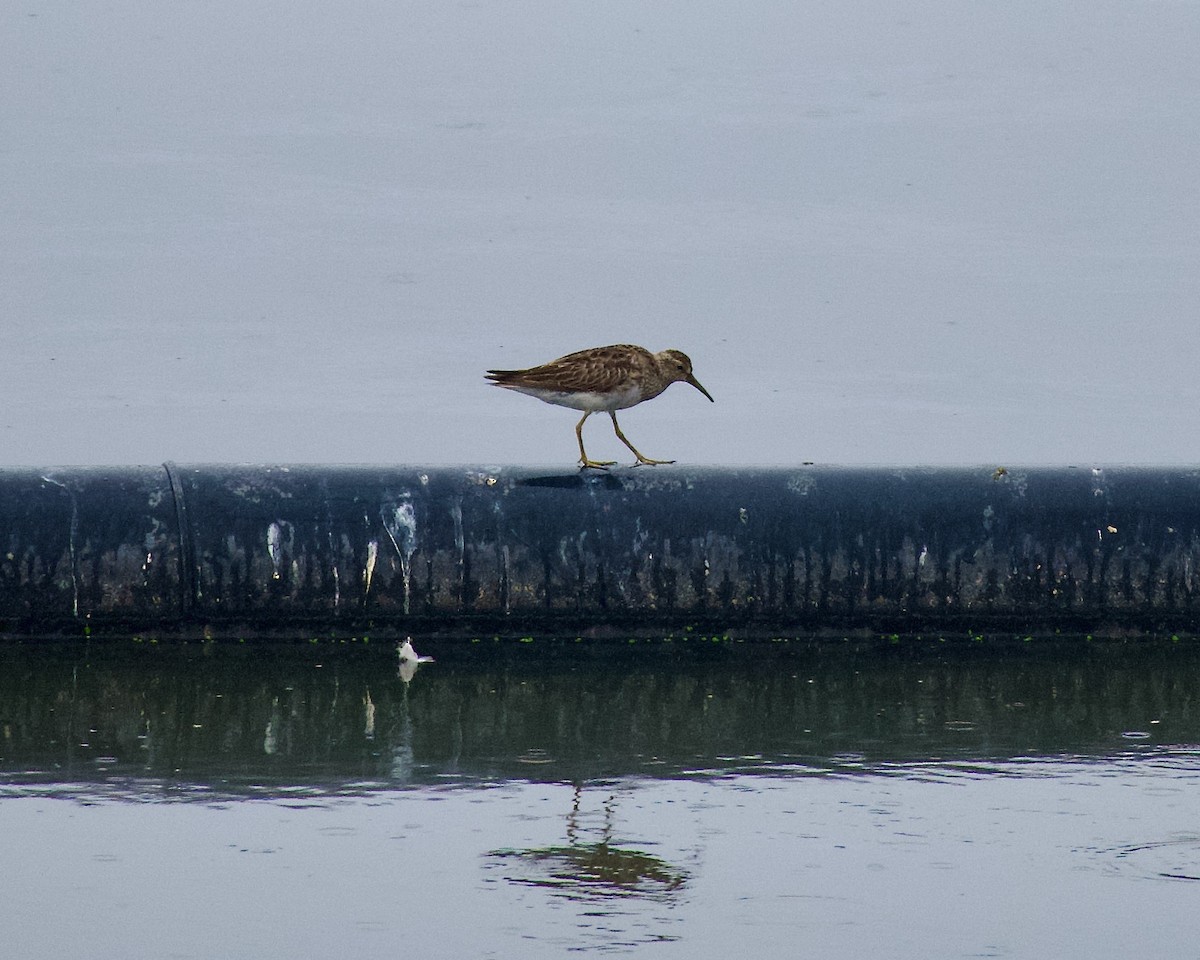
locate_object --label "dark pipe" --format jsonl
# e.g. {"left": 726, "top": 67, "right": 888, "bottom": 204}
{"left": 2, "top": 464, "right": 1200, "bottom": 639}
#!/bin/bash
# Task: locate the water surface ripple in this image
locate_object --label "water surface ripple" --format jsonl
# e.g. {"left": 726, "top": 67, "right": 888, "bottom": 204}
{"left": 1, "top": 639, "right": 1197, "bottom": 958}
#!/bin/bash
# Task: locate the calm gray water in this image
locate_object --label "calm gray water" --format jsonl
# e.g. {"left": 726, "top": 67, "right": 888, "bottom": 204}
{"left": 5, "top": 1, "right": 1200, "bottom": 467}
{"left": 1, "top": 639, "right": 1197, "bottom": 958}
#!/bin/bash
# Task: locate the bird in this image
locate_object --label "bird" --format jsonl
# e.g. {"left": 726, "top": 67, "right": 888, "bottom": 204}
{"left": 486, "top": 344, "right": 714, "bottom": 468}
{"left": 398, "top": 638, "right": 434, "bottom": 664}
{"left": 397, "top": 637, "right": 433, "bottom": 683}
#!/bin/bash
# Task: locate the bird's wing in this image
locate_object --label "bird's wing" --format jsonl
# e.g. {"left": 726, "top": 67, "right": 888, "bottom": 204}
{"left": 489, "top": 345, "right": 649, "bottom": 393}
{"left": 527, "top": 357, "right": 635, "bottom": 392}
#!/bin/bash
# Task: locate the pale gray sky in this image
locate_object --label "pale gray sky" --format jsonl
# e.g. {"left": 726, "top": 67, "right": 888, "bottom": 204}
{"left": 3, "top": 0, "right": 1198, "bottom": 466}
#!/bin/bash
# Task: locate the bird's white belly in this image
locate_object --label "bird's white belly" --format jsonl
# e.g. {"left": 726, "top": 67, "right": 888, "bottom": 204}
{"left": 514, "top": 385, "right": 644, "bottom": 412}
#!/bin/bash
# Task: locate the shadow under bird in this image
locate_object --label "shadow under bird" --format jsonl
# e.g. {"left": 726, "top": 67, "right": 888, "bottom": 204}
{"left": 486, "top": 343, "right": 714, "bottom": 468}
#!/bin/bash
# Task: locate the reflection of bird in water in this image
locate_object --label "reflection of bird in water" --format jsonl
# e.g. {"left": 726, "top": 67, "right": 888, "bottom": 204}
{"left": 488, "top": 784, "right": 687, "bottom": 901}
{"left": 390, "top": 639, "right": 435, "bottom": 780}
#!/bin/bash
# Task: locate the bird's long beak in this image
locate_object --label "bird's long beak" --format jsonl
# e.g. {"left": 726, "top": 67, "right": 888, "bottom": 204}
{"left": 686, "top": 374, "right": 715, "bottom": 402}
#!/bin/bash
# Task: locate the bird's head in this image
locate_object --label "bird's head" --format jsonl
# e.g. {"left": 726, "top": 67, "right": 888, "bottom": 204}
{"left": 657, "top": 349, "right": 714, "bottom": 402}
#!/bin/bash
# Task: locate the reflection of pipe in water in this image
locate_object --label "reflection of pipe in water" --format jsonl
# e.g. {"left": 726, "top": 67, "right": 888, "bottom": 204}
{"left": 389, "top": 712, "right": 415, "bottom": 783}
{"left": 488, "top": 784, "right": 688, "bottom": 902}
{"left": 389, "top": 679, "right": 416, "bottom": 783}
{"left": 264, "top": 695, "right": 281, "bottom": 755}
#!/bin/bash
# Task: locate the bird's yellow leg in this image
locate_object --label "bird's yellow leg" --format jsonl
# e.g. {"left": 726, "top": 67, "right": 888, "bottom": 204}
{"left": 610, "top": 412, "right": 674, "bottom": 465}
{"left": 577, "top": 411, "right": 616, "bottom": 469}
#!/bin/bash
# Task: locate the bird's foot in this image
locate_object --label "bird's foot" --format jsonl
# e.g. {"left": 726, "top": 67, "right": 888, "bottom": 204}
{"left": 633, "top": 456, "right": 676, "bottom": 466}
{"left": 579, "top": 458, "right": 616, "bottom": 470}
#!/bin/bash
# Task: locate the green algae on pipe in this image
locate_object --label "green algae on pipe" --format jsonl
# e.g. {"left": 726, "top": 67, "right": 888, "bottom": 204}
{"left": 2, "top": 464, "right": 1200, "bottom": 639}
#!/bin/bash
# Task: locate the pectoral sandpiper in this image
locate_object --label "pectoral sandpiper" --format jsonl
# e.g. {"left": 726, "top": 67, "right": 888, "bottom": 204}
{"left": 486, "top": 343, "right": 714, "bottom": 468}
